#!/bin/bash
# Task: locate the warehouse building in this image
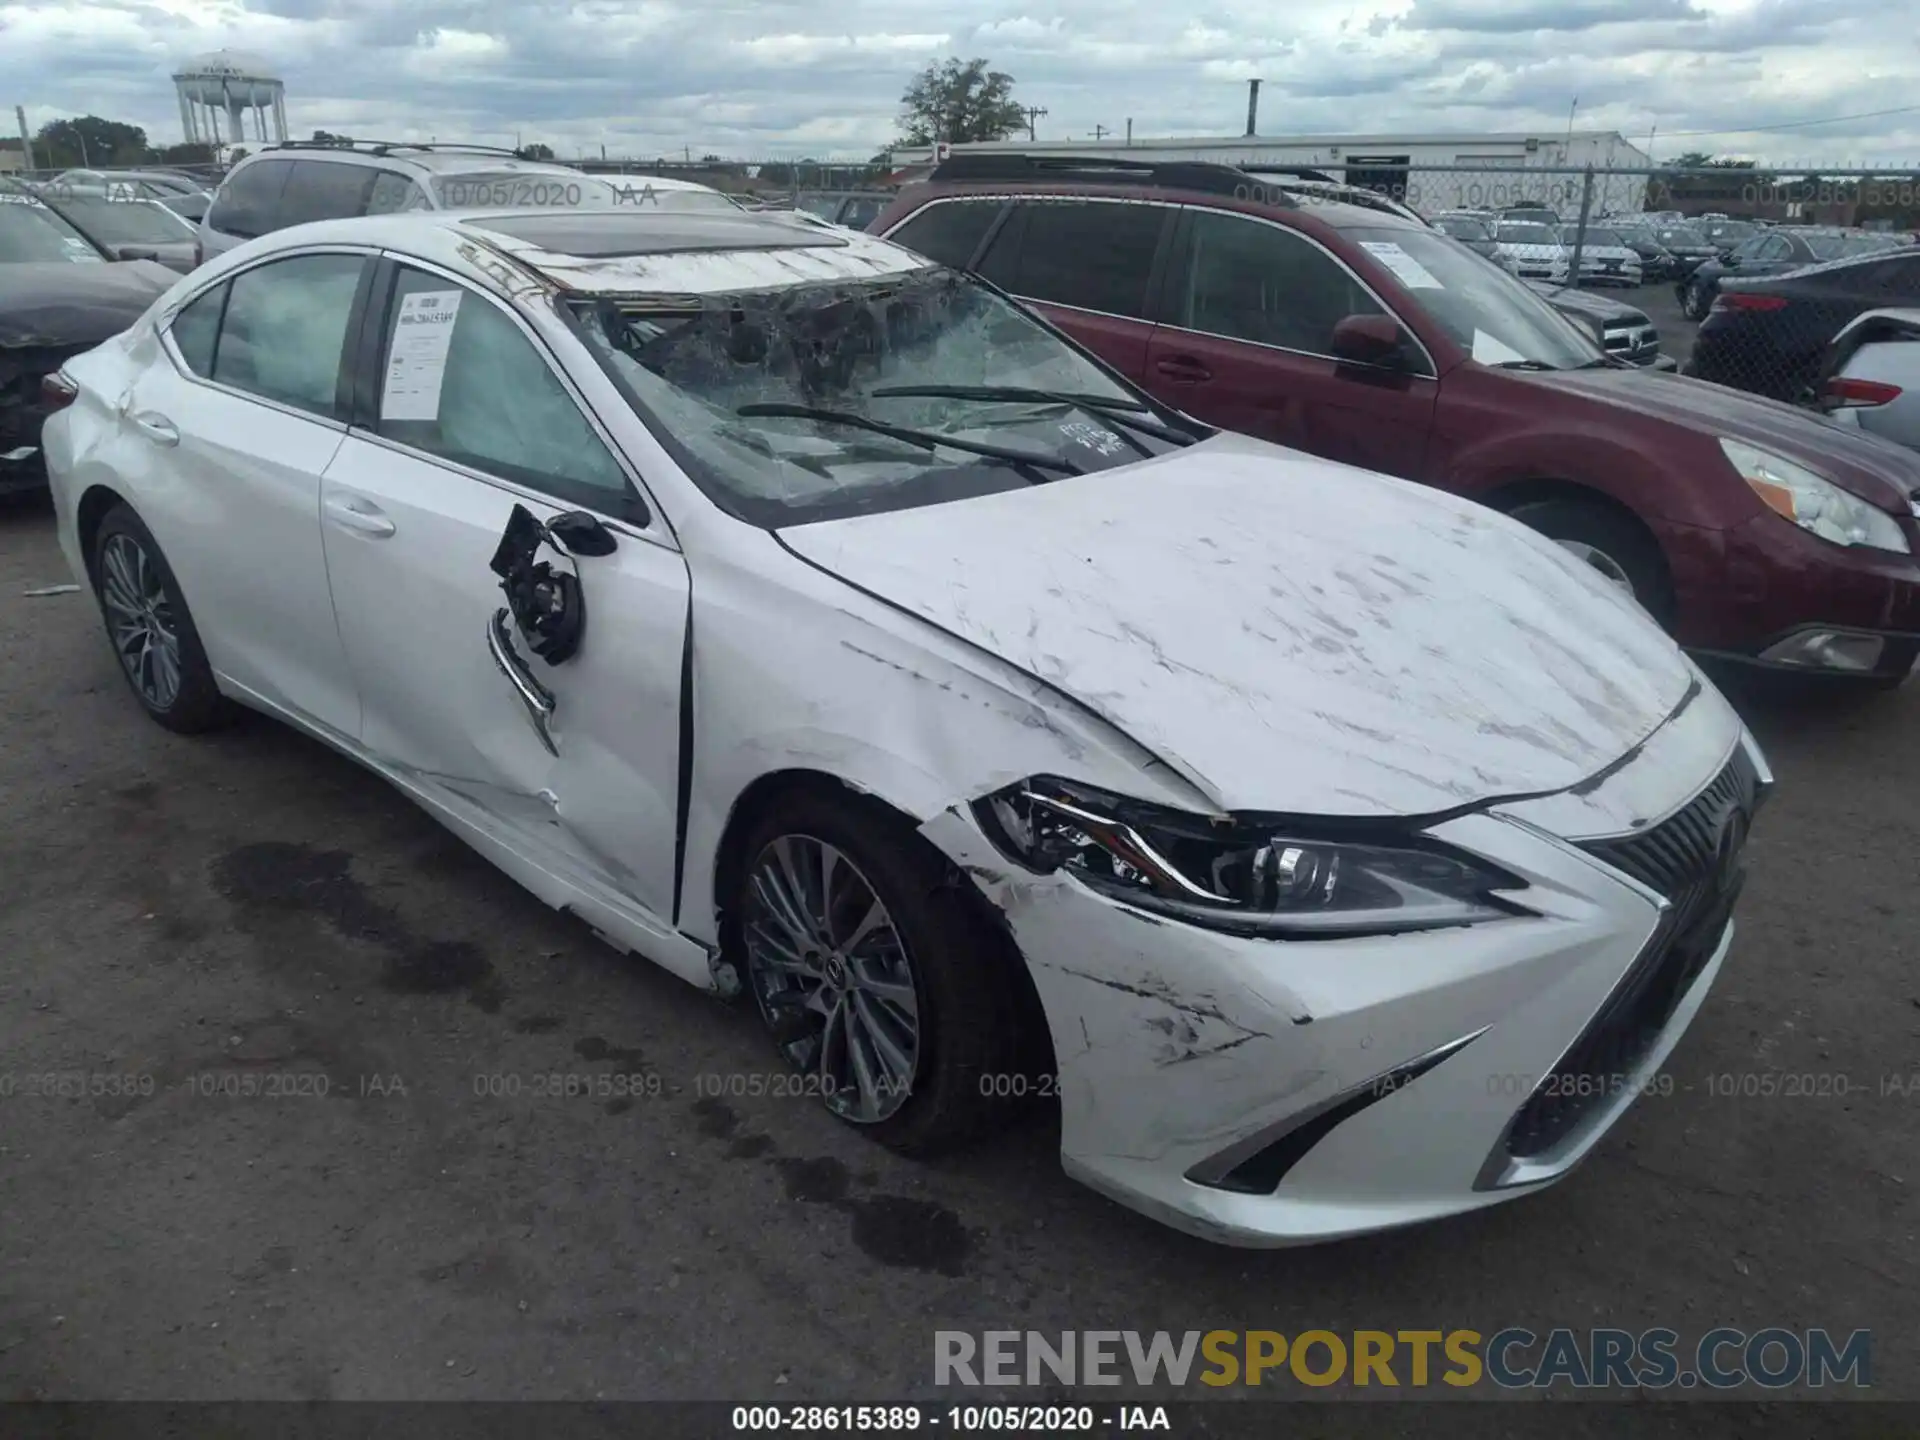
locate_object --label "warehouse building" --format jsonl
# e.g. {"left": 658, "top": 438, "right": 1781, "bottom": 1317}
{"left": 890, "top": 131, "right": 1655, "bottom": 215}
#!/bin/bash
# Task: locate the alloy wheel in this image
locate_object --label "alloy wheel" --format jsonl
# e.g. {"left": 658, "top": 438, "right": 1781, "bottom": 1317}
{"left": 99, "top": 533, "right": 182, "bottom": 710}
{"left": 742, "top": 834, "right": 921, "bottom": 1123}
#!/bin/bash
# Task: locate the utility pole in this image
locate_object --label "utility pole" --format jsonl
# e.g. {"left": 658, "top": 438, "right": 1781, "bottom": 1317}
{"left": 1245, "top": 78, "right": 1261, "bottom": 137}
{"left": 15, "top": 106, "right": 34, "bottom": 172}
{"left": 1022, "top": 105, "right": 1047, "bottom": 142}
{"left": 1126, "top": 118, "right": 1133, "bottom": 146}
{"left": 1093, "top": 124, "right": 1110, "bottom": 142}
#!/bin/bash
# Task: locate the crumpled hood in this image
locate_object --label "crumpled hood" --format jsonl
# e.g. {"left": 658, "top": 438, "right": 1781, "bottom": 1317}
{"left": 777, "top": 433, "right": 1695, "bottom": 816}
{"left": 1532, "top": 367, "right": 1920, "bottom": 509}
{"left": 0, "top": 261, "right": 174, "bottom": 349}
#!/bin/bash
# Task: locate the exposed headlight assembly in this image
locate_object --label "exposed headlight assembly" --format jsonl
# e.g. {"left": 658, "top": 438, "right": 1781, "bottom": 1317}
{"left": 1720, "top": 437, "right": 1911, "bottom": 555}
{"left": 973, "top": 778, "right": 1529, "bottom": 939}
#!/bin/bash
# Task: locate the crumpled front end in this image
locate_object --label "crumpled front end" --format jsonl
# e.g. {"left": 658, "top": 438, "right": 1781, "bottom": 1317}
{"left": 920, "top": 680, "right": 1765, "bottom": 1246}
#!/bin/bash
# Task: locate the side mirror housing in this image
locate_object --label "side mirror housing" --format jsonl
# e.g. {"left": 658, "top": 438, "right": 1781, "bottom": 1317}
{"left": 1329, "top": 314, "right": 1412, "bottom": 369}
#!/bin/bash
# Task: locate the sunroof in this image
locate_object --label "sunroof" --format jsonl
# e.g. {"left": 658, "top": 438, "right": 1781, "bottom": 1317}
{"left": 467, "top": 211, "right": 847, "bottom": 259}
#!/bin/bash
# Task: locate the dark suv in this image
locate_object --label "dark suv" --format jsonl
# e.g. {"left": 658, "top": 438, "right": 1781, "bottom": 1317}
{"left": 871, "top": 155, "right": 1920, "bottom": 686}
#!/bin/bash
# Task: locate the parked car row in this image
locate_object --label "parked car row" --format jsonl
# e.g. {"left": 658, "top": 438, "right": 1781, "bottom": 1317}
{"left": 39, "top": 194, "right": 1789, "bottom": 1250}
{"left": 869, "top": 154, "right": 1920, "bottom": 688}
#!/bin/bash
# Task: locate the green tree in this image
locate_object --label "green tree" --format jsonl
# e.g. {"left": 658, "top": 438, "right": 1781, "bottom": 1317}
{"left": 515, "top": 142, "right": 555, "bottom": 161}
{"left": 312, "top": 130, "right": 354, "bottom": 147}
{"left": 898, "top": 58, "right": 1025, "bottom": 145}
{"left": 1668, "top": 151, "right": 1715, "bottom": 170}
{"left": 32, "top": 115, "right": 148, "bottom": 168}
{"left": 153, "top": 141, "right": 217, "bottom": 166}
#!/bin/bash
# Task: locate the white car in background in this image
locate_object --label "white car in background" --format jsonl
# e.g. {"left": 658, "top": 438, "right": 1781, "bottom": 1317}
{"left": 1493, "top": 220, "right": 1570, "bottom": 282}
{"left": 196, "top": 142, "right": 738, "bottom": 263}
{"left": 41, "top": 207, "right": 1767, "bottom": 1246}
{"left": 1558, "top": 224, "right": 1645, "bottom": 287}
{"left": 1818, "top": 309, "right": 1920, "bottom": 451}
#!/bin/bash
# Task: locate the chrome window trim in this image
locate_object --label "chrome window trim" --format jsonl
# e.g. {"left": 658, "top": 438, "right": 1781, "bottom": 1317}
{"left": 155, "top": 244, "right": 377, "bottom": 430}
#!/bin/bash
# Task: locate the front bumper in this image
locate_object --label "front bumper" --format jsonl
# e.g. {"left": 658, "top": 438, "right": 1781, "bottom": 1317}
{"left": 1661, "top": 509, "right": 1920, "bottom": 680}
{"left": 922, "top": 700, "right": 1761, "bottom": 1246}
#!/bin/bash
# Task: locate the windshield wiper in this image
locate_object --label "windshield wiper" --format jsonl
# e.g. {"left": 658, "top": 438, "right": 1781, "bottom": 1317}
{"left": 1490, "top": 359, "right": 1561, "bottom": 371}
{"left": 869, "top": 384, "right": 1201, "bottom": 447}
{"left": 735, "top": 403, "right": 1085, "bottom": 477}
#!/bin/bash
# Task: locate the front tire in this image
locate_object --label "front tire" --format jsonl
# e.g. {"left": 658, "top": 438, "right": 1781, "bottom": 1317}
{"left": 90, "top": 504, "right": 231, "bottom": 733}
{"left": 731, "top": 791, "right": 1028, "bottom": 1156}
{"left": 1507, "top": 497, "right": 1672, "bottom": 626}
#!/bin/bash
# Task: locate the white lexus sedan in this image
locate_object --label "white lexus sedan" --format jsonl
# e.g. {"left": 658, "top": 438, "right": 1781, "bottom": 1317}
{"left": 41, "top": 208, "right": 1769, "bottom": 1246}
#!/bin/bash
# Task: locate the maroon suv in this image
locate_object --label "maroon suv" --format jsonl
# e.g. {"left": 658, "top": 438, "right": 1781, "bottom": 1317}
{"left": 871, "top": 156, "right": 1920, "bottom": 686}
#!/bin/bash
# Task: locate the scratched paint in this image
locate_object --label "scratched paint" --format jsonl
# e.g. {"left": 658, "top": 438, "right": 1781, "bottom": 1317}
{"left": 780, "top": 429, "right": 1697, "bottom": 816}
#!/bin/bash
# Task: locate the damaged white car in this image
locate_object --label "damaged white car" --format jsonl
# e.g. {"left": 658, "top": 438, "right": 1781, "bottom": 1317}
{"left": 42, "top": 209, "right": 1770, "bottom": 1246}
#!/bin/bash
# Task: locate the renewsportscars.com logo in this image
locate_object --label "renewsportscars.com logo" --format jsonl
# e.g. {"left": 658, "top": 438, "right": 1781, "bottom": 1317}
{"left": 934, "top": 1328, "right": 1872, "bottom": 1391}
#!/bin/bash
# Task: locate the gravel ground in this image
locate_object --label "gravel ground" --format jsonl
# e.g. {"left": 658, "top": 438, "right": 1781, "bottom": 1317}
{"left": 1, "top": 491, "right": 1914, "bottom": 1426}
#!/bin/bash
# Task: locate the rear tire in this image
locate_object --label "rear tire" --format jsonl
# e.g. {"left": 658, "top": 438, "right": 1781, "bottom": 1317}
{"left": 90, "top": 504, "right": 232, "bottom": 734}
{"left": 1507, "top": 497, "right": 1673, "bottom": 627}
{"left": 729, "top": 790, "right": 1030, "bottom": 1157}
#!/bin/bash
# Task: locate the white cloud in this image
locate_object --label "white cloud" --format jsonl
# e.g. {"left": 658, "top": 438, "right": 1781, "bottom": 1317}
{"left": 0, "top": 0, "right": 1912, "bottom": 162}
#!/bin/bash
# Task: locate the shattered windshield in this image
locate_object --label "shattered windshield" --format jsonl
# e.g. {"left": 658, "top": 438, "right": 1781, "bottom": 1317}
{"left": 575, "top": 266, "right": 1187, "bottom": 525}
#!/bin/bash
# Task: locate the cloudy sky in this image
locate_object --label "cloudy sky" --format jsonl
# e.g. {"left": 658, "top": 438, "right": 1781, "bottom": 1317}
{"left": 2, "top": 0, "right": 1916, "bottom": 164}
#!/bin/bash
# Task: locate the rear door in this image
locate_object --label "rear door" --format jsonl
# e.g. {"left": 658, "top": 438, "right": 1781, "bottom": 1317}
{"left": 1142, "top": 208, "right": 1436, "bottom": 478}
{"left": 128, "top": 248, "right": 373, "bottom": 735}
{"left": 319, "top": 258, "right": 689, "bottom": 923}
{"left": 969, "top": 198, "right": 1172, "bottom": 383}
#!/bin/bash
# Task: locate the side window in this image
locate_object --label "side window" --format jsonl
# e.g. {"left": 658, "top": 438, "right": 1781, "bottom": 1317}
{"left": 886, "top": 199, "right": 1003, "bottom": 268}
{"left": 168, "top": 282, "right": 228, "bottom": 377}
{"left": 206, "top": 159, "right": 294, "bottom": 239}
{"left": 1173, "top": 211, "right": 1384, "bottom": 355}
{"left": 979, "top": 200, "right": 1165, "bottom": 317}
{"left": 280, "top": 161, "right": 378, "bottom": 226}
{"left": 375, "top": 266, "right": 631, "bottom": 506}
{"left": 366, "top": 172, "right": 429, "bottom": 215}
{"left": 1754, "top": 235, "right": 1792, "bottom": 262}
{"left": 212, "top": 253, "right": 365, "bottom": 417}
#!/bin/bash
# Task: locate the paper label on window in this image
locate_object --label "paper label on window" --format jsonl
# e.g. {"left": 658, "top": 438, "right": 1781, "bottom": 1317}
{"left": 1359, "top": 240, "right": 1442, "bottom": 290}
{"left": 1471, "top": 329, "right": 1527, "bottom": 365}
{"left": 381, "top": 290, "right": 463, "bottom": 421}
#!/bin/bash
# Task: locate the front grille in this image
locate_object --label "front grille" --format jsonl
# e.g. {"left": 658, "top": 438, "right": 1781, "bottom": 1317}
{"left": 1581, "top": 745, "right": 1760, "bottom": 896}
{"left": 1604, "top": 322, "right": 1661, "bottom": 366}
{"left": 1503, "top": 749, "right": 1760, "bottom": 1159}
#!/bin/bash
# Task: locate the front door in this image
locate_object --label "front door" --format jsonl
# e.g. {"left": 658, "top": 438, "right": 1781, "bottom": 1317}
{"left": 319, "top": 261, "right": 688, "bottom": 921}
{"left": 1144, "top": 208, "right": 1436, "bottom": 479}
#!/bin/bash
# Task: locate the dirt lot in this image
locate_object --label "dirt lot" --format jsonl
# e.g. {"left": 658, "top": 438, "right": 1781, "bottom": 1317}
{"left": 1, "top": 491, "right": 1915, "bottom": 1421}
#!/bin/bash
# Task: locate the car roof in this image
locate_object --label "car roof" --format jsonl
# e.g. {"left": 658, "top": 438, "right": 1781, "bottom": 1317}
{"left": 206, "top": 209, "right": 932, "bottom": 297}
{"left": 239, "top": 146, "right": 718, "bottom": 193}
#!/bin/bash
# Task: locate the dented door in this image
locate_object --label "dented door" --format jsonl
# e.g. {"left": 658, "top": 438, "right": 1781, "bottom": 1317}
{"left": 319, "top": 436, "right": 688, "bottom": 919}
{"left": 317, "top": 261, "right": 687, "bottom": 921}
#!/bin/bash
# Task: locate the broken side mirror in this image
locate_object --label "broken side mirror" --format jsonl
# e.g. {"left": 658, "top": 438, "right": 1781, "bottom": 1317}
{"left": 545, "top": 510, "right": 619, "bottom": 557}
{"left": 489, "top": 504, "right": 588, "bottom": 667}
{"left": 1329, "top": 314, "right": 1412, "bottom": 370}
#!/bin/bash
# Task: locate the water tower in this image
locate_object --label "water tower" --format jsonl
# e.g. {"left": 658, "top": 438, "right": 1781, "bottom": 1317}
{"left": 172, "top": 51, "right": 287, "bottom": 148}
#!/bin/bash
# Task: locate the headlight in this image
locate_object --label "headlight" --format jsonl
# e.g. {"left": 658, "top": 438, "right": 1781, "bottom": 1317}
{"left": 1719, "top": 438, "right": 1911, "bottom": 555}
{"left": 972, "top": 778, "right": 1528, "bottom": 939}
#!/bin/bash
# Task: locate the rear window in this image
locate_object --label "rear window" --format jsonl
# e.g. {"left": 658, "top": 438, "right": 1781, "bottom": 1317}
{"left": 55, "top": 197, "right": 193, "bottom": 246}
{"left": 886, "top": 198, "right": 1002, "bottom": 267}
{"left": 279, "top": 160, "right": 378, "bottom": 227}
{"left": 208, "top": 158, "right": 294, "bottom": 239}
{"left": 977, "top": 200, "right": 1166, "bottom": 318}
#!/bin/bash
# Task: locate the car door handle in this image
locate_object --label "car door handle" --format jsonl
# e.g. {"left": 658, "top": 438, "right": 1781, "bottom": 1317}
{"left": 1154, "top": 355, "right": 1212, "bottom": 383}
{"left": 323, "top": 494, "right": 395, "bottom": 538}
{"left": 130, "top": 411, "right": 178, "bottom": 446}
